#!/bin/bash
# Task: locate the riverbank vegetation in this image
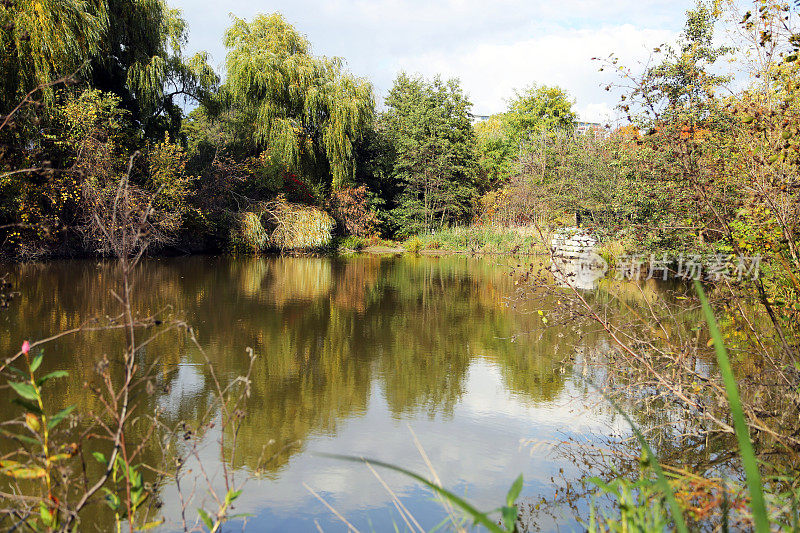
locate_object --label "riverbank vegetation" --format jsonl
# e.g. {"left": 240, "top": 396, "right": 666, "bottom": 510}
{"left": 2, "top": 0, "right": 800, "bottom": 530}
{"left": 1, "top": 0, "right": 798, "bottom": 271}
{"left": 0, "top": 1, "right": 625, "bottom": 259}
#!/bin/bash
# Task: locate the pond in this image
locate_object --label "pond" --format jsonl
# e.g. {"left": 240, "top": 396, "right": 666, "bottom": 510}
{"left": 0, "top": 255, "right": 634, "bottom": 531}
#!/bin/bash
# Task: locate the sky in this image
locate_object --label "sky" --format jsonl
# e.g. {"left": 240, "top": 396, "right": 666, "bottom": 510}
{"left": 156, "top": 359, "right": 627, "bottom": 531}
{"left": 171, "top": 0, "right": 697, "bottom": 123}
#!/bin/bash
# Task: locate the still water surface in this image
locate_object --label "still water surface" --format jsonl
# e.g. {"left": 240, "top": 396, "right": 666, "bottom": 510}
{"left": 1, "top": 255, "right": 625, "bottom": 531}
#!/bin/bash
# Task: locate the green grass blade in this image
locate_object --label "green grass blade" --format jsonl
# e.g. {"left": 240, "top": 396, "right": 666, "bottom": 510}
{"left": 694, "top": 281, "right": 769, "bottom": 533}
{"left": 319, "top": 453, "right": 506, "bottom": 533}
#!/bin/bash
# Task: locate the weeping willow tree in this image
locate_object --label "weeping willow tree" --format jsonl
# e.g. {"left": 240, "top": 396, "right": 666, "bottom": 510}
{"left": 89, "top": 0, "right": 218, "bottom": 136}
{"left": 0, "top": 0, "right": 217, "bottom": 136}
{"left": 223, "top": 13, "right": 375, "bottom": 189}
{"left": 0, "top": 0, "right": 107, "bottom": 111}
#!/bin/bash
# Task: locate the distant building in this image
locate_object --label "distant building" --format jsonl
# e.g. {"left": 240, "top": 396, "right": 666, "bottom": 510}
{"left": 575, "top": 121, "right": 602, "bottom": 135}
{"left": 470, "top": 115, "right": 605, "bottom": 133}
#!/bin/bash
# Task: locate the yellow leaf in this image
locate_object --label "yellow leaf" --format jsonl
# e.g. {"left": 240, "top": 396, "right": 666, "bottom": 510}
{"left": 25, "top": 413, "right": 40, "bottom": 432}
{"left": 135, "top": 519, "right": 165, "bottom": 531}
{"left": 1, "top": 464, "right": 46, "bottom": 479}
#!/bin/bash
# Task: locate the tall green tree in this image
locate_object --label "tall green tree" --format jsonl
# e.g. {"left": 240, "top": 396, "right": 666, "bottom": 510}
{"left": 384, "top": 73, "right": 479, "bottom": 234}
{"left": 627, "top": 2, "right": 730, "bottom": 121}
{"left": 506, "top": 84, "right": 577, "bottom": 144}
{"left": 474, "top": 84, "right": 576, "bottom": 186}
{"left": 474, "top": 115, "right": 516, "bottom": 187}
{"left": 89, "top": 0, "right": 218, "bottom": 138}
{"left": 223, "top": 13, "right": 374, "bottom": 189}
{"left": 617, "top": 2, "right": 733, "bottom": 251}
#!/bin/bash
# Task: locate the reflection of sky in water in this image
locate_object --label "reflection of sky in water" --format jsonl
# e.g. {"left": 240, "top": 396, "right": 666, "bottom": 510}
{"left": 158, "top": 363, "right": 205, "bottom": 414}
{"left": 158, "top": 360, "right": 622, "bottom": 532}
{"left": 1, "top": 256, "right": 648, "bottom": 532}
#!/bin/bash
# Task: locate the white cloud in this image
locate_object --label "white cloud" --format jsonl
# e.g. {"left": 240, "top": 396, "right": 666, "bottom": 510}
{"left": 172, "top": 0, "right": 693, "bottom": 121}
{"left": 154, "top": 359, "right": 625, "bottom": 531}
{"left": 390, "top": 24, "right": 679, "bottom": 120}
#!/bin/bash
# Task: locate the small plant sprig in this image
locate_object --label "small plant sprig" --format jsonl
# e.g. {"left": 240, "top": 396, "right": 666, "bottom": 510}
{"left": 197, "top": 488, "right": 244, "bottom": 533}
{"left": 89, "top": 450, "right": 160, "bottom": 532}
{"left": 586, "top": 462, "right": 671, "bottom": 533}
{"left": 1, "top": 340, "right": 76, "bottom": 530}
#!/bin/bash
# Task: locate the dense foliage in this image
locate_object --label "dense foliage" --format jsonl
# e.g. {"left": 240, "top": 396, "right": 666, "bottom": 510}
{"left": 381, "top": 74, "right": 480, "bottom": 235}
{"left": 3, "top": 0, "right": 794, "bottom": 267}
{"left": 3, "top": 0, "right": 800, "bottom": 530}
{"left": 2, "top": 0, "right": 799, "bottom": 326}
{"left": 0, "top": 4, "right": 593, "bottom": 255}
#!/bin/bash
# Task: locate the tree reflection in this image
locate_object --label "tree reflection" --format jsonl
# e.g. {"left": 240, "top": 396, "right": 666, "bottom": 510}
{"left": 1, "top": 254, "right": 580, "bottom": 525}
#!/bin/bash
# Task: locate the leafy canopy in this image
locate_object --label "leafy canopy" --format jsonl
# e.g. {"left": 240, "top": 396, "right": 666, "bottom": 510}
{"left": 474, "top": 84, "right": 577, "bottom": 185}
{"left": 506, "top": 84, "right": 577, "bottom": 143}
{"left": 626, "top": 2, "right": 730, "bottom": 122}
{"left": 0, "top": 0, "right": 217, "bottom": 138}
{"left": 223, "top": 13, "right": 374, "bottom": 189}
{"left": 383, "top": 73, "right": 479, "bottom": 233}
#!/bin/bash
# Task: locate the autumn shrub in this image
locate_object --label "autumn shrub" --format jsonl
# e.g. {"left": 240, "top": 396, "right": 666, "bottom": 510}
{"left": 475, "top": 181, "right": 569, "bottom": 229}
{"left": 264, "top": 196, "right": 335, "bottom": 250}
{"left": 230, "top": 211, "right": 269, "bottom": 253}
{"left": 0, "top": 89, "right": 130, "bottom": 257}
{"left": 405, "top": 236, "right": 424, "bottom": 254}
{"left": 283, "top": 172, "right": 323, "bottom": 205}
{"left": 230, "top": 196, "right": 335, "bottom": 252}
{"left": 147, "top": 134, "right": 195, "bottom": 223}
{"left": 328, "top": 185, "right": 380, "bottom": 237}
{"left": 475, "top": 186, "right": 538, "bottom": 227}
{"left": 2, "top": 88, "right": 201, "bottom": 258}
{"left": 73, "top": 98, "right": 190, "bottom": 255}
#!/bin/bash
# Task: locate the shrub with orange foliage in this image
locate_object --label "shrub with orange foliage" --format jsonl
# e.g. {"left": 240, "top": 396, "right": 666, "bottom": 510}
{"left": 328, "top": 185, "right": 380, "bottom": 237}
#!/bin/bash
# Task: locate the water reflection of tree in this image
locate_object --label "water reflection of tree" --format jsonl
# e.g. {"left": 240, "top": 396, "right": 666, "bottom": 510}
{"left": 497, "top": 324, "right": 575, "bottom": 405}
{"left": 1, "top": 255, "right": 573, "bottom": 483}
{"left": 549, "top": 278, "right": 757, "bottom": 481}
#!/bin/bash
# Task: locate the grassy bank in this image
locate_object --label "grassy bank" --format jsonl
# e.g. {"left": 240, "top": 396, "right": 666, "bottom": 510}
{"left": 336, "top": 226, "right": 550, "bottom": 255}
{"left": 399, "top": 226, "right": 548, "bottom": 255}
